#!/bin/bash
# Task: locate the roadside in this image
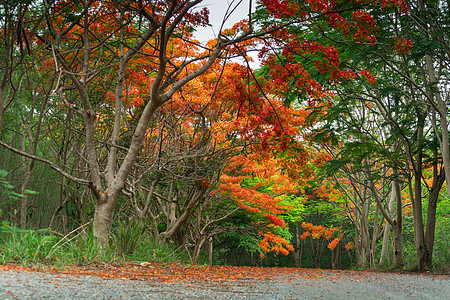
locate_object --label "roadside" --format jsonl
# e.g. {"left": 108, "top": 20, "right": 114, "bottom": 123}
{"left": 0, "top": 264, "right": 448, "bottom": 299}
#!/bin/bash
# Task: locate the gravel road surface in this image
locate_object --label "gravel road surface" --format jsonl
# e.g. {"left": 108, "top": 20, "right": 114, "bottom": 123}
{"left": 0, "top": 266, "right": 448, "bottom": 299}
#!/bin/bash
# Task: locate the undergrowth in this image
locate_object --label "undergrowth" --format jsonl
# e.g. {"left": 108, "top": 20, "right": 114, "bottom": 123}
{"left": 0, "top": 219, "right": 189, "bottom": 267}
{"left": 0, "top": 170, "right": 188, "bottom": 268}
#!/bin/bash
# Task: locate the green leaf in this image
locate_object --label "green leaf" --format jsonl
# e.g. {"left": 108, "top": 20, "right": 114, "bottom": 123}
{"left": 24, "top": 189, "right": 39, "bottom": 195}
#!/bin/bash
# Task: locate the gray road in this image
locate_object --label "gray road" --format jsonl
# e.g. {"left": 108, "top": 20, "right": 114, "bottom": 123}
{"left": 0, "top": 267, "right": 449, "bottom": 299}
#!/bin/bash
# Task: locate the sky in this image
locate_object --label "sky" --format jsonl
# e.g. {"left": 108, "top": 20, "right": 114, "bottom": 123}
{"left": 194, "top": 0, "right": 255, "bottom": 43}
{"left": 193, "top": 0, "right": 260, "bottom": 67}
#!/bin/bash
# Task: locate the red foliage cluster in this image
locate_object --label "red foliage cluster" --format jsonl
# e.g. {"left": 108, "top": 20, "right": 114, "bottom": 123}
{"left": 261, "top": 0, "right": 412, "bottom": 62}
{"left": 262, "top": 37, "right": 356, "bottom": 98}
{"left": 300, "top": 222, "right": 343, "bottom": 250}
{"left": 359, "top": 69, "right": 376, "bottom": 85}
{"left": 352, "top": 10, "right": 378, "bottom": 46}
{"left": 390, "top": 37, "right": 413, "bottom": 54}
{"left": 381, "top": 0, "right": 408, "bottom": 13}
{"left": 259, "top": 0, "right": 301, "bottom": 18}
{"left": 258, "top": 232, "right": 294, "bottom": 258}
{"left": 326, "top": 13, "right": 351, "bottom": 36}
{"left": 306, "top": 0, "right": 336, "bottom": 12}
{"left": 184, "top": 6, "right": 210, "bottom": 27}
{"left": 217, "top": 63, "right": 304, "bottom": 152}
{"left": 352, "top": 10, "right": 377, "bottom": 28}
{"left": 345, "top": 241, "right": 355, "bottom": 250}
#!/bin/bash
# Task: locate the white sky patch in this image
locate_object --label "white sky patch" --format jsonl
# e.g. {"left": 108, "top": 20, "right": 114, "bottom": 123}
{"left": 193, "top": 0, "right": 261, "bottom": 68}
{"left": 194, "top": 0, "right": 254, "bottom": 42}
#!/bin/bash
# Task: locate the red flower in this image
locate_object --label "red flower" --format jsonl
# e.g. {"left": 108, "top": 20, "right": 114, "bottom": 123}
{"left": 359, "top": 69, "right": 376, "bottom": 85}
{"left": 390, "top": 37, "right": 413, "bottom": 54}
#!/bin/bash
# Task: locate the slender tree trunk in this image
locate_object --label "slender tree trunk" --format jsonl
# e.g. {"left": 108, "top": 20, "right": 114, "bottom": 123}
{"left": 162, "top": 186, "right": 207, "bottom": 240}
{"left": 193, "top": 236, "right": 206, "bottom": 264}
{"left": 435, "top": 87, "right": 450, "bottom": 200}
{"left": 19, "top": 161, "right": 34, "bottom": 228}
{"left": 294, "top": 222, "right": 302, "bottom": 268}
{"left": 370, "top": 204, "right": 380, "bottom": 268}
{"left": 19, "top": 114, "right": 31, "bottom": 228}
{"left": 0, "top": 35, "right": 12, "bottom": 135}
{"left": 331, "top": 243, "right": 340, "bottom": 269}
{"left": 423, "top": 144, "right": 446, "bottom": 268}
{"left": 359, "top": 188, "right": 371, "bottom": 268}
{"left": 392, "top": 172, "right": 404, "bottom": 268}
{"left": 208, "top": 236, "right": 213, "bottom": 265}
{"left": 353, "top": 188, "right": 365, "bottom": 267}
{"left": 392, "top": 221, "right": 404, "bottom": 267}
{"left": 412, "top": 120, "right": 428, "bottom": 271}
{"left": 0, "top": 87, "right": 4, "bottom": 134}
{"left": 379, "top": 184, "right": 396, "bottom": 267}
{"left": 423, "top": 176, "right": 443, "bottom": 268}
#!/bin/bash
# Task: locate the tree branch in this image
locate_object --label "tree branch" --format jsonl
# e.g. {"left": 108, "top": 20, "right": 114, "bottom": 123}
{"left": 0, "top": 140, "right": 90, "bottom": 186}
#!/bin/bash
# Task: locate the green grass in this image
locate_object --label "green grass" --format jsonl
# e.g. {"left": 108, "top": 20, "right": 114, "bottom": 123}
{"left": 111, "top": 218, "right": 190, "bottom": 264}
{"left": 0, "top": 219, "right": 190, "bottom": 267}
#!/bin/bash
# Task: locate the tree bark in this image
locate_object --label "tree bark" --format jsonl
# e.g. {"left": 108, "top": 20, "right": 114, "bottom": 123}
{"left": 331, "top": 243, "right": 340, "bottom": 269}
{"left": 392, "top": 169, "right": 404, "bottom": 268}
{"left": 193, "top": 236, "right": 207, "bottom": 264}
{"left": 93, "top": 194, "right": 118, "bottom": 247}
{"left": 412, "top": 118, "right": 428, "bottom": 271}
{"left": 294, "top": 222, "right": 302, "bottom": 268}
{"left": 423, "top": 144, "right": 446, "bottom": 268}
{"left": 162, "top": 186, "right": 208, "bottom": 240}
{"left": 208, "top": 236, "right": 213, "bottom": 265}
{"left": 0, "top": 87, "right": 4, "bottom": 135}
{"left": 370, "top": 204, "right": 380, "bottom": 268}
{"left": 379, "top": 184, "right": 396, "bottom": 267}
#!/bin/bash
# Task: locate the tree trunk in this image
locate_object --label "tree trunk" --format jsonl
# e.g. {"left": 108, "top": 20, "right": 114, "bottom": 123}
{"left": 423, "top": 145, "right": 446, "bottom": 268}
{"left": 93, "top": 197, "right": 117, "bottom": 247}
{"left": 392, "top": 173, "right": 404, "bottom": 268}
{"left": 392, "top": 220, "right": 404, "bottom": 267}
{"left": 0, "top": 87, "right": 4, "bottom": 133}
{"left": 435, "top": 82, "right": 450, "bottom": 201}
{"left": 208, "top": 236, "right": 213, "bottom": 265}
{"left": 331, "top": 243, "right": 340, "bottom": 270}
{"left": 162, "top": 186, "right": 207, "bottom": 240}
{"left": 370, "top": 204, "right": 380, "bottom": 268}
{"left": 193, "top": 236, "right": 206, "bottom": 264}
{"left": 294, "top": 222, "right": 302, "bottom": 268}
{"left": 423, "top": 177, "right": 442, "bottom": 268}
{"left": 353, "top": 188, "right": 365, "bottom": 267}
{"left": 412, "top": 119, "right": 428, "bottom": 271}
{"left": 379, "top": 184, "right": 396, "bottom": 267}
{"left": 359, "top": 187, "right": 371, "bottom": 268}
{"left": 19, "top": 160, "right": 34, "bottom": 228}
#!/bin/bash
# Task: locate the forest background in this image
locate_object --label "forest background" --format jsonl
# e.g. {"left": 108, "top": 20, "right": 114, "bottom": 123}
{"left": 0, "top": 0, "right": 449, "bottom": 273}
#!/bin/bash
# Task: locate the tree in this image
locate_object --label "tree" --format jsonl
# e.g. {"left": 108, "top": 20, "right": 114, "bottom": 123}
{"left": 253, "top": 0, "right": 448, "bottom": 271}
{"left": 0, "top": 0, "right": 266, "bottom": 246}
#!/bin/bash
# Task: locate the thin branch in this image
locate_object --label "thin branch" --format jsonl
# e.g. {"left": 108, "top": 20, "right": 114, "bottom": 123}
{"left": 0, "top": 140, "right": 90, "bottom": 186}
